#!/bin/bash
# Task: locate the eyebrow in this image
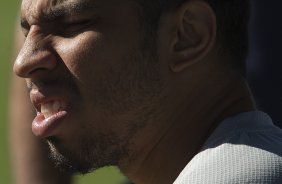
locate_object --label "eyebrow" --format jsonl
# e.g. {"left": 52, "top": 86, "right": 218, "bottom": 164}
{"left": 21, "top": 1, "right": 99, "bottom": 29}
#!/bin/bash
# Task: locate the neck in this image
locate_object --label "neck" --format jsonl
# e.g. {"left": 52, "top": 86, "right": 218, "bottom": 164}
{"left": 119, "top": 72, "right": 255, "bottom": 184}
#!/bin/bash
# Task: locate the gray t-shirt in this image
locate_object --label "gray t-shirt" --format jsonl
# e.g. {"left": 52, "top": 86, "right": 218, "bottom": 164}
{"left": 174, "top": 111, "right": 282, "bottom": 184}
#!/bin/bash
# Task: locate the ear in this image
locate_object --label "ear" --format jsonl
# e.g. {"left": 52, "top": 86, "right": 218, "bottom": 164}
{"left": 169, "top": 1, "right": 216, "bottom": 72}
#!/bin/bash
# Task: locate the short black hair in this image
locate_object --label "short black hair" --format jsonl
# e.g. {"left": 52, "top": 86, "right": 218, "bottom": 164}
{"left": 136, "top": 0, "right": 251, "bottom": 75}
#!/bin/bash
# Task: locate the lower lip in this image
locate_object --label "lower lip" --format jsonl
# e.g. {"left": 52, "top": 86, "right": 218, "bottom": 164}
{"left": 32, "top": 111, "right": 67, "bottom": 138}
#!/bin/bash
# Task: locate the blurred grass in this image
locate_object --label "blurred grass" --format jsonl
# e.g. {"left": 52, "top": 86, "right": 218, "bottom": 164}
{"left": 0, "top": 1, "right": 127, "bottom": 184}
{"left": 0, "top": 1, "right": 19, "bottom": 183}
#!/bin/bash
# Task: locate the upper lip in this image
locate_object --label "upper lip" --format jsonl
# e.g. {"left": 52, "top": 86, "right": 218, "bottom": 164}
{"left": 30, "top": 88, "right": 69, "bottom": 114}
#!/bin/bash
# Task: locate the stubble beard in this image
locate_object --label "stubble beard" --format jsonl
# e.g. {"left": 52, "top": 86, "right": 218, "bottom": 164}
{"left": 46, "top": 34, "right": 164, "bottom": 175}
{"left": 46, "top": 132, "right": 131, "bottom": 174}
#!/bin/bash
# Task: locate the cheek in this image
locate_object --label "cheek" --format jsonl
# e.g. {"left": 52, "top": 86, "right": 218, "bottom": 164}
{"left": 55, "top": 32, "right": 110, "bottom": 80}
{"left": 53, "top": 31, "right": 130, "bottom": 106}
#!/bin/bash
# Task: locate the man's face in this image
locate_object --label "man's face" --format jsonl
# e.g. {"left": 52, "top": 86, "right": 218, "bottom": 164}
{"left": 15, "top": 0, "right": 163, "bottom": 173}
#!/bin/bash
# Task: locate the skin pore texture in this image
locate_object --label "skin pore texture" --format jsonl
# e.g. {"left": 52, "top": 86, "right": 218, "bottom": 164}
{"left": 14, "top": 0, "right": 254, "bottom": 184}
{"left": 16, "top": 0, "right": 165, "bottom": 175}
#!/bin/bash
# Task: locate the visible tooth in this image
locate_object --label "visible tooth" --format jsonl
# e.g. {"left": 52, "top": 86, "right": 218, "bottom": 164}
{"left": 41, "top": 103, "right": 53, "bottom": 113}
{"left": 41, "top": 102, "right": 55, "bottom": 119}
{"left": 43, "top": 112, "right": 53, "bottom": 119}
{"left": 40, "top": 100, "right": 66, "bottom": 119}
{"left": 53, "top": 101, "right": 60, "bottom": 112}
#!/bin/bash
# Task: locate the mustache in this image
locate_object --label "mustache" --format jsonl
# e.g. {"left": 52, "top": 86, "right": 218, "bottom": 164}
{"left": 27, "top": 76, "right": 80, "bottom": 96}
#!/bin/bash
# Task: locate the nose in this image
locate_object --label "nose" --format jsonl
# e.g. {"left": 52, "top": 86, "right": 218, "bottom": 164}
{"left": 13, "top": 25, "right": 57, "bottom": 78}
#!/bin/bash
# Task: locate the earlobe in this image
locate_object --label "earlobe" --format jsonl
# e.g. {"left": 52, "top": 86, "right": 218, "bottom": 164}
{"left": 170, "top": 1, "right": 216, "bottom": 72}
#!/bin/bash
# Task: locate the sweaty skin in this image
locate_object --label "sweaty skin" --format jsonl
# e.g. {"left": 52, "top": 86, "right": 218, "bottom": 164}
{"left": 13, "top": 0, "right": 255, "bottom": 184}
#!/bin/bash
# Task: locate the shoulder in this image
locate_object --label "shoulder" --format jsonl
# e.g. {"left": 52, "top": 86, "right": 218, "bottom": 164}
{"left": 174, "top": 112, "right": 282, "bottom": 184}
{"left": 174, "top": 143, "right": 282, "bottom": 184}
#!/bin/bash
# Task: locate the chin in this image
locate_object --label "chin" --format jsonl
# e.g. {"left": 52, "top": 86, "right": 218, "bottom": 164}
{"left": 47, "top": 138, "right": 94, "bottom": 174}
{"left": 45, "top": 132, "right": 127, "bottom": 175}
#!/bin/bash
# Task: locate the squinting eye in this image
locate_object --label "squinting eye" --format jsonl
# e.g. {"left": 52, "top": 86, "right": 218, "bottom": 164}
{"left": 70, "top": 20, "right": 91, "bottom": 26}
{"left": 57, "top": 17, "right": 99, "bottom": 37}
{"left": 64, "top": 20, "right": 93, "bottom": 31}
{"left": 20, "top": 19, "right": 30, "bottom": 38}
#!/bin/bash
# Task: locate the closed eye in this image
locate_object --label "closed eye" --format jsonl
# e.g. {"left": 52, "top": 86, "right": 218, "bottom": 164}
{"left": 20, "top": 19, "right": 30, "bottom": 37}
{"left": 59, "top": 19, "right": 98, "bottom": 37}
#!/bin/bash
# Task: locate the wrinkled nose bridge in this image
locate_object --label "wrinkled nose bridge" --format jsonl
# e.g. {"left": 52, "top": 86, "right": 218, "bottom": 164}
{"left": 13, "top": 26, "right": 57, "bottom": 78}
{"left": 23, "top": 25, "right": 47, "bottom": 54}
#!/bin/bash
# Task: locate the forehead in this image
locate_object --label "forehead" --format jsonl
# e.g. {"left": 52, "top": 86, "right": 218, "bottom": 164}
{"left": 21, "top": 0, "right": 96, "bottom": 20}
{"left": 21, "top": 0, "right": 141, "bottom": 24}
{"left": 21, "top": 0, "right": 94, "bottom": 12}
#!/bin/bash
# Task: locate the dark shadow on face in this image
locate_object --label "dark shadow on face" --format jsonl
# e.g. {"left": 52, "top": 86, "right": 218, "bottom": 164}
{"left": 20, "top": 0, "right": 165, "bottom": 175}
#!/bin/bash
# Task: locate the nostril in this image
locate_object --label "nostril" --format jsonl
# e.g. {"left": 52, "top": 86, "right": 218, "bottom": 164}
{"left": 13, "top": 49, "right": 57, "bottom": 78}
{"left": 27, "top": 67, "right": 51, "bottom": 76}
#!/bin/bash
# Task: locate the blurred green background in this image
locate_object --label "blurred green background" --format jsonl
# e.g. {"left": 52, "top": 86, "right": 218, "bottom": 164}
{"left": 0, "top": 1, "right": 128, "bottom": 183}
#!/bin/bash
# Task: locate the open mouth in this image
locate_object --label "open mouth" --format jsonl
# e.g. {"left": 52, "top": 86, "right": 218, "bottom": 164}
{"left": 32, "top": 99, "right": 68, "bottom": 137}
{"left": 40, "top": 100, "right": 67, "bottom": 119}
{"left": 29, "top": 88, "right": 71, "bottom": 137}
